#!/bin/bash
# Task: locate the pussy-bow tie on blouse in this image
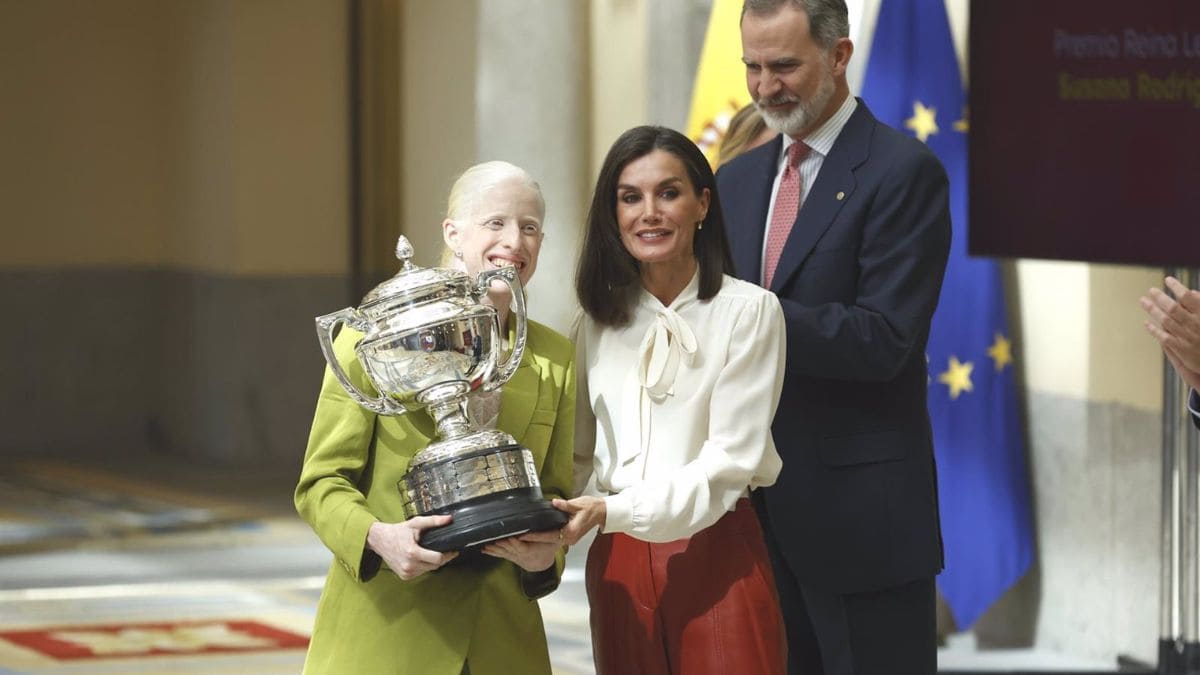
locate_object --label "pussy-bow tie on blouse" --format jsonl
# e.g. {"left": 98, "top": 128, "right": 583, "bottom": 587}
{"left": 621, "top": 307, "right": 698, "bottom": 468}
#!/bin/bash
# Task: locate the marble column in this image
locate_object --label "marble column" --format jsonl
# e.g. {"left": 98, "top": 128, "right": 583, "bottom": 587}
{"left": 475, "top": 0, "right": 589, "bottom": 334}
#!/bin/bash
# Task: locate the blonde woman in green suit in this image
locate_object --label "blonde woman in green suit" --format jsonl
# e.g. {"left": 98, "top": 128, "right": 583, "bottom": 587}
{"left": 295, "top": 161, "right": 575, "bottom": 675}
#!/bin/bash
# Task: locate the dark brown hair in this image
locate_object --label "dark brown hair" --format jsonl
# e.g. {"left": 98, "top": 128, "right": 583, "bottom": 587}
{"left": 576, "top": 126, "right": 734, "bottom": 327}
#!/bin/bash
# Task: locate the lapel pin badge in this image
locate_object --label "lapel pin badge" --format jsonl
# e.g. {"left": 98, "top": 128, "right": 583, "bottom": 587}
{"left": 836, "top": 191, "right": 846, "bottom": 201}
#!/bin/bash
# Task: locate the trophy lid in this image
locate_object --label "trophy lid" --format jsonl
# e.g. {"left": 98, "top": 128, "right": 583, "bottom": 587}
{"left": 358, "top": 236, "right": 470, "bottom": 318}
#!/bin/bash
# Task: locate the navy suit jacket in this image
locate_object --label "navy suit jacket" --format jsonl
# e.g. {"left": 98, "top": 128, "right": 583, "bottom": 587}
{"left": 716, "top": 100, "right": 951, "bottom": 593}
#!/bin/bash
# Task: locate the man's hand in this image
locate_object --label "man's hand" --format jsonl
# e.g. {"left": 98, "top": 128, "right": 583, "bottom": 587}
{"left": 367, "top": 516, "right": 458, "bottom": 581}
{"left": 1141, "top": 276, "right": 1200, "bottom": 391}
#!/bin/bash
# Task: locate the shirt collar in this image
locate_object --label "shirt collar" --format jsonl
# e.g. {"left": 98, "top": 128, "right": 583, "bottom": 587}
{"left": 639, "top": 265, "right": 701, "bottom": 311}
{"left": 778, "top": 94, "right": 858, "bottom": 163}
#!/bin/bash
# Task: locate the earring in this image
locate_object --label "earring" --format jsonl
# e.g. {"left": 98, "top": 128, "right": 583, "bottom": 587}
{"left": 454, "top": 250, "right": 463, "bottom": 259}
{"left": 697, "top": 220, "right": 704, "bottom": 231}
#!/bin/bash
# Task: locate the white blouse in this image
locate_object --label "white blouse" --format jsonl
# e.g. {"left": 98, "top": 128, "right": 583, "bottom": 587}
{"left": 573, "top": 272, "right": 786, "bottom": 543}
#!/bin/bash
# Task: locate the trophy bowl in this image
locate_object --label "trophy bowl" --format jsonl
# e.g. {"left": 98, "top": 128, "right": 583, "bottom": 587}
{"left": 315, "top": 236, "right": 567, "bottom": 552}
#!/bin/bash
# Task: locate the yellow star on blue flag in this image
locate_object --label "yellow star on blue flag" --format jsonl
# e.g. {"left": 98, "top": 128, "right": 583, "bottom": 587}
{"left": 954, "top": 107, "right": 969, "bottom": 133}
{"left": 938, "top": 356, "right": 974, "bottom": 399}
{"left": 988, "top": 333, "right": 1013, "bottom": 372}
{"left": 905, "top": 101, "right": 939, "bottom": 142}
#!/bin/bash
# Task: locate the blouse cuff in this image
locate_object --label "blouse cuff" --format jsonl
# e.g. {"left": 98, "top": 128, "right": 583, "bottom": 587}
{"left": 604, "top": 492, "right": 634, "bottom": 533}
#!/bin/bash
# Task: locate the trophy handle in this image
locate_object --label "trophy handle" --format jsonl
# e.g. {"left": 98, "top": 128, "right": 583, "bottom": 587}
{"left": 315, "top": 308, "right": 406, "bottom": 416}
{"left": 476, "top": 267, "right": 528, "bottom": 391}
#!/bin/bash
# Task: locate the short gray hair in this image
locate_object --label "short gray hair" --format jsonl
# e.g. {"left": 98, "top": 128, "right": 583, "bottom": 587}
{"left": 742, "top": 0, "right": 850, "bottom": 49}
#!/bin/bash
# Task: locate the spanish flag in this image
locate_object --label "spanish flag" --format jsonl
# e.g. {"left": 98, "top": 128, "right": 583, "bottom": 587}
{"left": 685, "top": 0, "right": 752, "bottom": 167}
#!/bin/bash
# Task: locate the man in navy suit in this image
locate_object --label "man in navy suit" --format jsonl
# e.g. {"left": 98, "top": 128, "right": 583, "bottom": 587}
{"left": 716, "top": 1, "right": 951, "bottom": 673}
{"left": 1141, "top": 276, "right": 1200, "bottom": 427}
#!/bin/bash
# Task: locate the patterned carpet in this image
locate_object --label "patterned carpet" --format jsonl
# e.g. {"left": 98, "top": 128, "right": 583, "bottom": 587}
{"left": 0, "top": 458, "right": 596, "bottom": 675}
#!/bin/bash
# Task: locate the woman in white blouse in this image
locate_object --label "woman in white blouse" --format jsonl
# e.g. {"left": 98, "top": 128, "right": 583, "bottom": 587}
{"left": 526, "top": 126, "right": 788, "bottom": 674}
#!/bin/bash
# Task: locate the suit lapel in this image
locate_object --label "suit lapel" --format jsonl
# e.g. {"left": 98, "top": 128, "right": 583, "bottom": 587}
{"left": 729, "top": 135, "right": 783, "bottom": 284}
{"left": 498, "top": 349, "right": 538, "bottom": 445}
{"left": 769, "top": 101, "right": 875, "bottom": 293}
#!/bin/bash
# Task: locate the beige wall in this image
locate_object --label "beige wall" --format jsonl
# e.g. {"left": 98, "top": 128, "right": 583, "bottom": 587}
{"left": 0, "top": 0, "right": 350, "bottom": 276}
{"left": 0, "top": 1, "right": 173, "bottom": 268}
{"left": 1087, "top": 265, "right": 1164, "bottom": 411}
{"left": 1015, "top": 261, "right": 1092, "bottom": 400}
{"left": 1009, "top": 255, "right": 1163, "bottom": 412}
{"left": 589, "top": 0, "right": 646, "bottom": 177}
{"left": 175, "top": 0, "right": 349, "bottom": 276}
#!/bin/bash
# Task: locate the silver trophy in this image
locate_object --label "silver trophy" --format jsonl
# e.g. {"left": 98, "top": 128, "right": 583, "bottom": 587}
{"left": 315, "top": 236, "right": 566, "bottom": 551}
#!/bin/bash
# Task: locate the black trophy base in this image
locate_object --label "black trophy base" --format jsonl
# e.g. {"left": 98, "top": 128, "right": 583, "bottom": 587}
{"left": 418, "top": 487, "right": 568, "bottom": 553}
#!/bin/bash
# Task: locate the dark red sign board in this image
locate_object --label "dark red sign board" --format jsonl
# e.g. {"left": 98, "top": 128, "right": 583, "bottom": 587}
{"left": 969, "top": 0, "right": 1200, "bottom": 266}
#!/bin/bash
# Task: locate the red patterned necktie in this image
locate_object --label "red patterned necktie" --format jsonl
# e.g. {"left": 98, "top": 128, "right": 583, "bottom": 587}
{"left": 763, "top": 141, "right": 809, "bottom": 288}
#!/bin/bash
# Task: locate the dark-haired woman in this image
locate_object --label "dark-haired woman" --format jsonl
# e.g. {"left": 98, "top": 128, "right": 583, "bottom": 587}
{"left": 526, "top": 126, "right": 788, "bottom": 674}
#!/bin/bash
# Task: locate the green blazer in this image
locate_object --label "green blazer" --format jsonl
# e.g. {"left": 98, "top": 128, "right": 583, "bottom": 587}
{"left": 295, "top": 319, "right": 575, "bottom": 675}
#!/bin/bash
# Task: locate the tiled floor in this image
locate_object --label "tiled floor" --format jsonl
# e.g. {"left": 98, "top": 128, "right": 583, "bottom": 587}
{"left": 0, "top": 455, "right": 1133, "bottom": 674}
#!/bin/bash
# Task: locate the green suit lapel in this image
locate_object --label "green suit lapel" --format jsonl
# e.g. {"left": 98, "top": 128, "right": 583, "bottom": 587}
{"left": 498, "top": 350, "right": 538, "bottom": 445}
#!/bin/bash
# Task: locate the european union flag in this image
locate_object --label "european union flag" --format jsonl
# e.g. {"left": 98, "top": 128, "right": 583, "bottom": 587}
{"left": 862, "top": 0, "right": 1035, "bottom": 629}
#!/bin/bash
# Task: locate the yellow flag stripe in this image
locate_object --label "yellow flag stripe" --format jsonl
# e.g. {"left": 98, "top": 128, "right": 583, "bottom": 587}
{"left": 686, "top": 0, "right": 753, "bottom": 167}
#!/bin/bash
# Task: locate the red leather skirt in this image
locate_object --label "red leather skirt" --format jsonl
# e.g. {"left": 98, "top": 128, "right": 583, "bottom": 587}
{"left": 585, "top": 498, "right": 787, "bottom": 675}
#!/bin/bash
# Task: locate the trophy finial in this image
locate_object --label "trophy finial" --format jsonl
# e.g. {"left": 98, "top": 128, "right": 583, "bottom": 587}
{"left": 395, "top": 235, "right": 414, "bottom": 263}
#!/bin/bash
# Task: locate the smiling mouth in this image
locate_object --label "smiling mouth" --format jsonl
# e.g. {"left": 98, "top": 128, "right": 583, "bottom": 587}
{"left": 636, "top": 229, "right": 673, "bottom": 240}
{"left": 487, "top": 255, "right": 525, "bottom": 271}
{"left": 759, "top": 96, "right": 799, "bottom": 110}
